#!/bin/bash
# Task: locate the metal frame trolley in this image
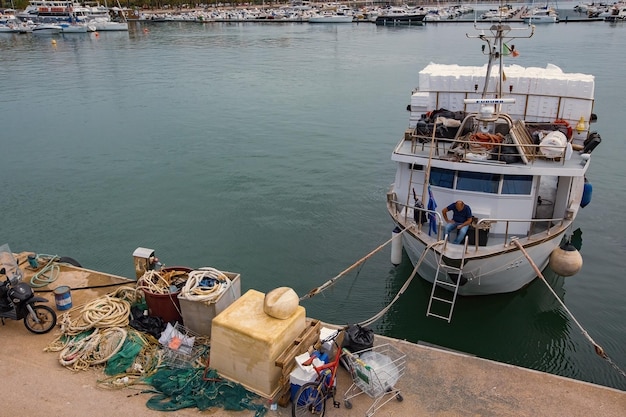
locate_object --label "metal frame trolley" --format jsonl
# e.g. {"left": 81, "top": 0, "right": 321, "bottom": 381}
{"left": 343, "top": 343, "right": 406, "bottom": 416}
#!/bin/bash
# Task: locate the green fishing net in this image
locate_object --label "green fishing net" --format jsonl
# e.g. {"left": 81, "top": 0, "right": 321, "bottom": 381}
{"left": 104, "top": 330, "right": 145, "bottom": 376}
{"left": 145, "top": 367, "right": 267, "bottom": 416}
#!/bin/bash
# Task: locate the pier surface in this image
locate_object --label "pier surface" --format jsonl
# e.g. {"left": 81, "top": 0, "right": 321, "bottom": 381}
{"left": 1, "top": 321, "right": 623, "bottom": 417}
{"left": 4, "top": 256, "right": 623, "bottom": 416}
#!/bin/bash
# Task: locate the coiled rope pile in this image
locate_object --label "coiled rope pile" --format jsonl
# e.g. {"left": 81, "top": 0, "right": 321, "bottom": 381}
{"left": 136, "top": 269, "right": 189, "bottom": 295}
{"left": 179, "top": 267, "right": 231, "bottom": 302}
{"left": 45, "top": 287, "right": 138, "bottom": 371}
{"left": 28, "top": 255, "right": 60, "bottom": 288}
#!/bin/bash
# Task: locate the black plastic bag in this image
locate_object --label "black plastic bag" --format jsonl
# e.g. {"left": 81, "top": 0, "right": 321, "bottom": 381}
{"left": 129, "top": 305, "right": 165, "bottom": 339}
{"left": 414, "top": 199, "right": 428, "bottom": 225}
{"left": 342, "top": 323, "right": 374, "bottom": 353}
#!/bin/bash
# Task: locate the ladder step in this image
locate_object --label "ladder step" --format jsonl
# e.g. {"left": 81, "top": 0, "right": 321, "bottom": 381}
{"left": 441, "top": 265, "right": 462, "bottom": 272}
{"left": 427, "top": 312, "right": 451, "bottom": 321}
{"left": 432, "top": 296, "right": 453, "bottom": 304}
{"left": 434, "top": 280, "right": 458, "bottom": 289}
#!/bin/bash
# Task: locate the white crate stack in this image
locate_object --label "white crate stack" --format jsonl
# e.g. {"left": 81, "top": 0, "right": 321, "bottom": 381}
{"left": 409, "top": 63, "right": 595, "bottom": 143}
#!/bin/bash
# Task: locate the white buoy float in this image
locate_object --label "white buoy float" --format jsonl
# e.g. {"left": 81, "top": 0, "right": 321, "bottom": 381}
{"left": 391, "top": 226, "right": 403, "bottom": 266}
{"left": 549, "top": 242, "right": 583, "bottom": 277}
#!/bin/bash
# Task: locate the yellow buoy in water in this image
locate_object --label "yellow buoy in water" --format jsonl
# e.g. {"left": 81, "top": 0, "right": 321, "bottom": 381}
{"left": 549, "top": 243, "right": 583, "bottom": 277}
{"left": 263, "top": 287, "right": 299, "bottom": 319}
{"left": 51, "top": 39, "right": 56, "bottom": 45}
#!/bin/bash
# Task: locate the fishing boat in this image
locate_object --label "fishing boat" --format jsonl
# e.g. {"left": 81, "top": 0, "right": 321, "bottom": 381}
{"left": 386, "top": 20, "right": 601, "bottom": 318}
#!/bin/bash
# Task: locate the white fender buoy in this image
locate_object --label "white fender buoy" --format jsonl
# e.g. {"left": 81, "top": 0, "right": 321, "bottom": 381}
{"left": 549, "top": 243, "right": 583, "bottom": 277}
{"left": 263, "top": 287, "right": 299, "bottom": 319}
{"left": 391, "top": 226, "right": 403, "bottom": 266}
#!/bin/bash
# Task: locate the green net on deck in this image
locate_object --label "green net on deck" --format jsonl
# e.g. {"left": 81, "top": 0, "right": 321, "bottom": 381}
{"left": 145, "top": 367, "right": 267, "bottom": 416}
{"left": 104, "top": 330, "right": 146, "bottom": 376}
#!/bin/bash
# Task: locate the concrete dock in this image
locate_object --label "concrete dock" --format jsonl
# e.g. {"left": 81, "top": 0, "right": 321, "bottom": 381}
{"left": 1, "top": 317, "right": 624, "bottom": 417}
{"left": 1, "top": 255, "right": 624, "bottom": 416}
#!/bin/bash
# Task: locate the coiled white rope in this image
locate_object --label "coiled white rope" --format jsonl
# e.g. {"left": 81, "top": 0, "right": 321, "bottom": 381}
{"left": 29, "top": 255, "right": 60, "bottom": 287}
{"left": 58, "top": 327, "right": 128, "bottom": 370}
{"left": 179, "top": 267, "right": 231, "bottom": 302}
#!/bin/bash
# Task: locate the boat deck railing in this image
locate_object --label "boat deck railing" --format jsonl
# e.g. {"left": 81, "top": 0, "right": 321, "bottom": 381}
{"left": 389, "top": 196, "right": 568, "bottom": 253}
{"left": 401, "top": 128, "right": 572, "bottom": 167}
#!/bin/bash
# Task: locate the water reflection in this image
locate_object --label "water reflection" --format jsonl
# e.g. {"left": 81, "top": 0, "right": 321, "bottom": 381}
{"left": 378, "top": 251, "right": 580, "bottom": 380}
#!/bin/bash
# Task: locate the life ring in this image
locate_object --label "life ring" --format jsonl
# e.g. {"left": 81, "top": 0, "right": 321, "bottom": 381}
{"left": 554, "top": 119, "right": 573, "bottom": 139}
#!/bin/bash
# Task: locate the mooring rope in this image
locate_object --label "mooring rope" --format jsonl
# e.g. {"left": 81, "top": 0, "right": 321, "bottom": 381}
{"left": 358, "top": 240, "right": 445, "bottom": 328}
{"left": 29, "top": 255, "right": 60, "bottom": 287}
{"left": 511, "top": 239, "right": 626, "bottom": 379}
{"left": 300, "top": 225, "right": 414, "bottom": 301}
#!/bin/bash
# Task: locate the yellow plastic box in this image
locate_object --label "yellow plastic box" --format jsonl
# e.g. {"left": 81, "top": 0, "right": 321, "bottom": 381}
{"left": 210, "top": 289, "right": 306, "bottom": 399}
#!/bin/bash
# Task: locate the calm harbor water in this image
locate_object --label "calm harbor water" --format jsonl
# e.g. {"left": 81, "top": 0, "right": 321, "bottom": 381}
{"left": 1, "top": 13, "right": 625, "bottom": 391}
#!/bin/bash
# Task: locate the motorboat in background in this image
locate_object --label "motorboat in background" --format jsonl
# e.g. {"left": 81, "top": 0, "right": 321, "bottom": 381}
{"left": 15, "top": 0, "right": 128, "bottom": 31}
{"left": 59, "top": 21, "right": 95, "bottom": 32}
{"left": 374, "top": 6, "right": 426, "bottom": 25}
{"left": 604, "top": 4, "right": 626, "bottom": 21}
{"left": 308, "top": 6, "right": 353, "bottom": 23}
{"left": 89, "top": 16, "right": 128, "bottom": 31}
{"left": 308, "top": 11, "right": 353, "bottom": 23}
{"left": 523, "top": 5, "right": 559, "bottom": 23}
{"left": 31, "top": 22, "right": 61, "bottom": 34}
{"left": 386, "top": 19, "right": 600, "bottom": 320}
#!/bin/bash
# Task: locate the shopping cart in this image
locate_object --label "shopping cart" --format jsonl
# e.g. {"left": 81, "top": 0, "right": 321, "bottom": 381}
{"left": 343, "top": 343, "right": 406, "bottom": 417}
{"left": 159, "top": 322, "right": 208, "bottom": 369}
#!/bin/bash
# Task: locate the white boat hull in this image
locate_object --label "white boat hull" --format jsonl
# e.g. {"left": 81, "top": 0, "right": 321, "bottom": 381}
{"left": 32, "top": 24, "right": 61, "bottom": 35}
{"left": 59, "top": 23, "right": 88, "bottom": 33}
{"left": 399, "top": 228, "right": 566, "bottom": 295}
{"left": 308, "top": 15, "right": 353, "bottom": 23}
{"left": 523, "top": 16, "right": 558, "bottom": 23}
{"left": 90, "top": 20, "right": 129, "bottom": 31}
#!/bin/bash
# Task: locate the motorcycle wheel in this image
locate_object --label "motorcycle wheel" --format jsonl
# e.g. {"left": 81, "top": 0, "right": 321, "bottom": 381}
{"left": 24, "top": 305, "right": 57, "bottom": 334}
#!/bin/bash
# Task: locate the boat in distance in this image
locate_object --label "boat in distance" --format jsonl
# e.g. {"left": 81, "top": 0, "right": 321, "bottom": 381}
{"left": 374, "top": 6, "right": 427, "bottom": 25}
{"left": 386, "top": 20, "right": 601, "bottom": 317}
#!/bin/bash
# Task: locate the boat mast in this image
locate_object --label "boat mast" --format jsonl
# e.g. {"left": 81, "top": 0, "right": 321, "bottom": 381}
{"left": 467, "top": 17, "right": 534, "bottom": 113}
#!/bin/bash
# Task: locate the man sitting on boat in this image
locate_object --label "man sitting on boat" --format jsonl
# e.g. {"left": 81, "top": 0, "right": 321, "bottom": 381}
{"left": 442, "top": 201, "right": 473, "bottom": 244}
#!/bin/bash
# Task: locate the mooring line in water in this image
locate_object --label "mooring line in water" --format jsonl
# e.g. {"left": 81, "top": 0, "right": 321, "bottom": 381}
{"left": 511, "top": 239, "right": 626, "bottom": 379}
{"left": 299, "top": 225, "right": 415, "bottom": 301}
{"left": 357, "top": 240, "right": 445, "bottom": 328}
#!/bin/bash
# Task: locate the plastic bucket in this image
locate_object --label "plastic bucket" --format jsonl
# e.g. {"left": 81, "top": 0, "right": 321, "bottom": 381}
{"left": 141, "top": 266, "right": 190, "bottom": 324}
{"left": 53, "top": 285, "right": 72, "bottom": 311}
{"left": 143, "top": 290, "right": 183, "bottom": 324}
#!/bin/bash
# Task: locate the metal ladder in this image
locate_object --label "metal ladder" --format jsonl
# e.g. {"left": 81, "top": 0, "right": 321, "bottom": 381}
{"left": 426, "top": 237, "right": 468, "bottom": 322}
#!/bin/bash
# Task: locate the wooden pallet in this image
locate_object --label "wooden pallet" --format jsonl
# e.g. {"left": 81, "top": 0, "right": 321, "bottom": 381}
{"left": 274, "top": 319, "right": 321, "bottom": 407}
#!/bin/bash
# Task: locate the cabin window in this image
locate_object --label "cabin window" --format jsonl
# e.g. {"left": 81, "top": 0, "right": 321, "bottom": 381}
{"left": 430, "top": 168, "right": 454, "bottom": 189}
{"left": 411, "top": 164, "right": 424, "bottom": 171}
{"left": 457, "top": 171, "right": 500, "bottom": 193}
{"left": 502, "top": 175, "right": 533, "bottom": 195}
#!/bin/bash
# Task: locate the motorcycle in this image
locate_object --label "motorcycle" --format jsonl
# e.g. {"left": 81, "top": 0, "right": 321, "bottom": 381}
{"left": 0, "top": 245, "right": 57, "bottom": 334}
